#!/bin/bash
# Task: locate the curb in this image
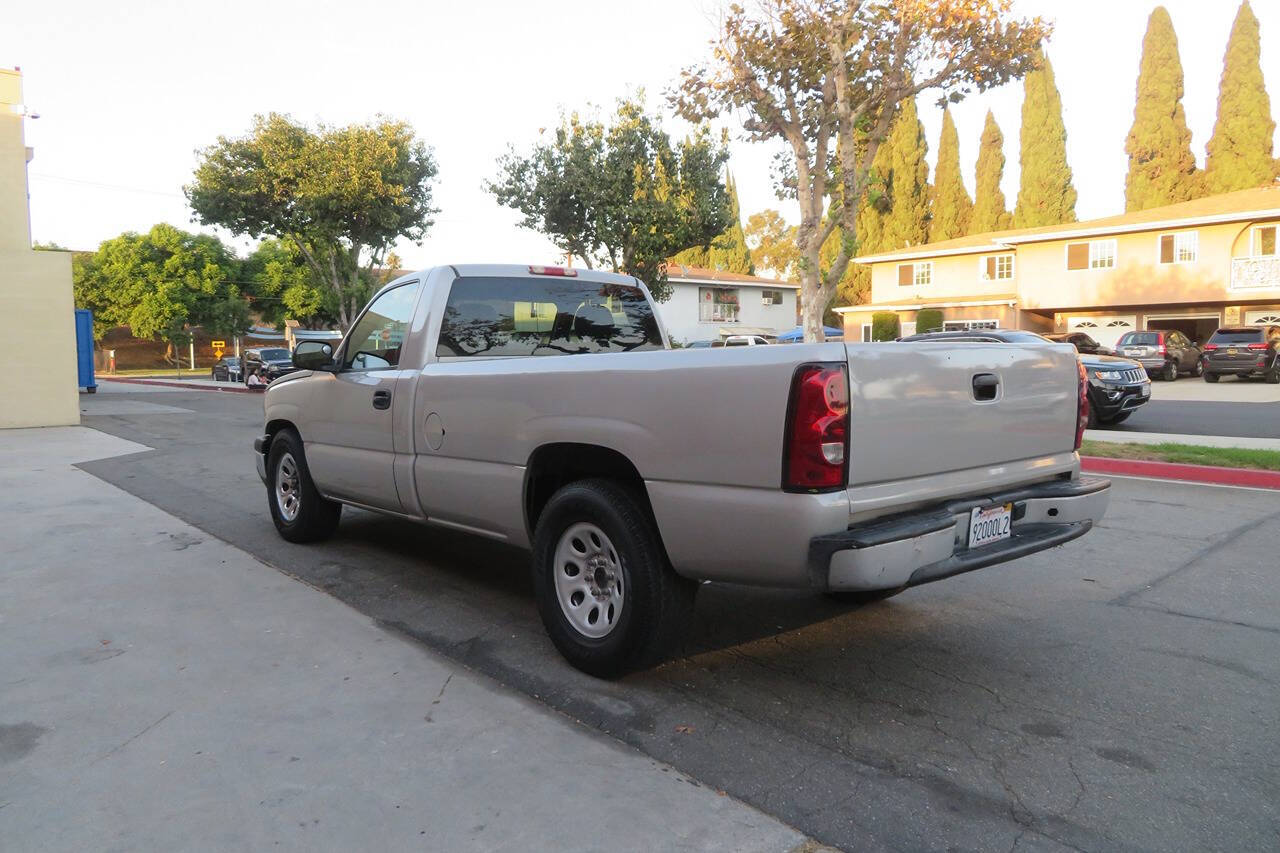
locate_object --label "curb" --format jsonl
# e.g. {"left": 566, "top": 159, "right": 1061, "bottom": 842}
{"left": 1081, "top": 455, "right": 1280, "bottom": 490}
{"left": 101, "top": 377, "right": 257, "bottom": 394}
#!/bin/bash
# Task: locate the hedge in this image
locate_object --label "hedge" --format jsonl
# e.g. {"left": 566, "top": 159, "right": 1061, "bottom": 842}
{"left": 915, "top": 308, "right": 944, "bottom": 334}
{"left": 871, "top": 312, "right": 901, "bottom": 341}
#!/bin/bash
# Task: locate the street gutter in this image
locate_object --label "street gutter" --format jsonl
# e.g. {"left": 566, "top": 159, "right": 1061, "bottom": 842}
{"left": 1081, "top": 456, "right": 1280, "bottom": 490}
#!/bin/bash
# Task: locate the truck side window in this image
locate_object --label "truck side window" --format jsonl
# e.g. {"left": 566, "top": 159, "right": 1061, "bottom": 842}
{"left": 436, "top": 277, "right": 663, "bottom": 358}
{"left": 342, "top": 280, "right": 422, "bottom": 371}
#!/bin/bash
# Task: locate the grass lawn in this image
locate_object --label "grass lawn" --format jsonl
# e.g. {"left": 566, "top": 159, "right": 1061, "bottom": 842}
{"left": 1081, "top": 440, "right": 1280, "bottom": 472}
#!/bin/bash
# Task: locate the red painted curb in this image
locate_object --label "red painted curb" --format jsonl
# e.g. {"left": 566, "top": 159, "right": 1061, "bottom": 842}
{"left": 1081, "top": 456, "right": 1280, "bottom": 490}
{"left": 100, "top": 377, "right": 257, "bottom": 394}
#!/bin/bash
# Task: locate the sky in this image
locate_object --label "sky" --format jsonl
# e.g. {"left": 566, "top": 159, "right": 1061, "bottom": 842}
{"left": 4, "top": 0, "right": 1279, "bottom": 270}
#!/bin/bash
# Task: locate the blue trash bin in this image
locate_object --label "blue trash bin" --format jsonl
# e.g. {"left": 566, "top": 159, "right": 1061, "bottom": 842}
{"left": 75, "top": 309, "right": 97, "bottom": 393}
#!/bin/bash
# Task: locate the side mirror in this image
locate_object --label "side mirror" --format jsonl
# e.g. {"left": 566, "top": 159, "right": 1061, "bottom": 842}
{"left": 293, "top": 340, "right": 335, "bottom": 371}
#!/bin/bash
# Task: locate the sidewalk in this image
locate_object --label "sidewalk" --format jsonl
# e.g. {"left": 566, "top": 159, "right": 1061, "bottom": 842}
{"left": 0, "top": 426, "right": 806, "bottom": 852}
{"left": 100, "top": 376, "right": 252, "bottom": 393}
{"left": 1084, "top": 429, "right": 1280, "bottom": 451}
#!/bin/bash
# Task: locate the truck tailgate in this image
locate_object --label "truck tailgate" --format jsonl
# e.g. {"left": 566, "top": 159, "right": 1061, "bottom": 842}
{"left": 844, "top": 341, "right": 1078, "bottom": 487}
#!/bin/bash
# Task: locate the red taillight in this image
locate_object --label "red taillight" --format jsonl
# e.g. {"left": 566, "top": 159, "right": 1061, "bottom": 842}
{"left": 528, "top": 265, "right": 577, "bottom": 277}
{"left": 1203, "top": 343, "right": 1218, "bottom": 351}
{"left": 1247, "top": 342, "right": 1269, "bottom": 350}
{"left": 783, "top": 364, "right": 849, "bottom": 491}
{"left": 1156, "top": 333, "right": 1166, "bottom": 355}
{"left": 1075, "top": 359, "right": 1089, "bottom": 451}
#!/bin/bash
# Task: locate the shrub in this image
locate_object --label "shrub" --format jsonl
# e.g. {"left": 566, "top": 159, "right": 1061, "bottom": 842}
{"left": 871, "top": 312, "right": 901, "bottom": 341}
{"left": 916, "top": 308, "right": 944, "bottom": 333}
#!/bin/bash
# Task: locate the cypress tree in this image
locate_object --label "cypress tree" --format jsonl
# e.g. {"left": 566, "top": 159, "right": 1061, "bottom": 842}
{"left": 971, "top": 111, "right": 1012, "bottom": 234}
{"left": 931, "top": 108, "right": 973, "bottom": 241}
{"left": 1125, "top": 7, "right": 1199, "bottom": 210}
{"left": 707, "top": 174, "right": 754, "bottom": 273}
{"left": 1204, "top": 1, "right": 1277, "bottom": 195}
{"left": 880, "top": 95, "right": 931, "bottom": 250}
{"left": 1014, "top": 52, "right": 1077, "bottom": 228}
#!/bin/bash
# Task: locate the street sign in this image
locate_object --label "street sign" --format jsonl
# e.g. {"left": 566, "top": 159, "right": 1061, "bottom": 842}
{"left": 212, "top": 339, "right": 225, "bottom": 358}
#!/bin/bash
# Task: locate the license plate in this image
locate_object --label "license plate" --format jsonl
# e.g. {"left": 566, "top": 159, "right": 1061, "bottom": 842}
{"left": 1228, "top": 348, "right": 1238, "bottom": 355}
{"left": 1124, "top": 348, "right": 1141, "bottom": 357}
{"left": 1139, "top": 385, "right": 1150, "bottom": 397}
{"left": 968, "top": 504, "right": 1012, "bottom": 550}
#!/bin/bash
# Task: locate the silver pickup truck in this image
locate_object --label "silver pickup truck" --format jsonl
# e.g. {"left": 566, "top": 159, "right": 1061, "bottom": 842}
{"left": 255, "top": 264, "right": 1109, "bottom": 676}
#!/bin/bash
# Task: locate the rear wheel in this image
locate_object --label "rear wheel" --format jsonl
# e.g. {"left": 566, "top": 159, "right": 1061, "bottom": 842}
{"left": 266, "top": 429, "right": 341, "bottom": 543}
{"left": 1193, "top": 359, "right": 1204, "bottom": 377}
{"left": 531, "top": 479, "right": 696, "bottom": 678}
{"left": 1163, "top": 360, "right": 1178, "bottom": 381}
{"left": 1267, "top": 365, "right": 1280, "bottom": 385}
{"left": 1204, "top": 372, "right": 1220, "bottom": 383}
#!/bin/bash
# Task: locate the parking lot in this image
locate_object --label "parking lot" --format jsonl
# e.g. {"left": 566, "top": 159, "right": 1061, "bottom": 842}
{"left": 55, "top": 383, "right": 1280, "bottom": 851}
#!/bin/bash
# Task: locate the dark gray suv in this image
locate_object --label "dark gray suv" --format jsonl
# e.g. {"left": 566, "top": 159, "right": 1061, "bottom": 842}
{"left": 1202, "top": 326, "right": 1280, "bottom": 383}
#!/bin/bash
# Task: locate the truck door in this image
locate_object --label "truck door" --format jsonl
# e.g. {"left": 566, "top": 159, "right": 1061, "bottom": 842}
{"left": 303, "top": 280, "right": 423, "bottom": 511}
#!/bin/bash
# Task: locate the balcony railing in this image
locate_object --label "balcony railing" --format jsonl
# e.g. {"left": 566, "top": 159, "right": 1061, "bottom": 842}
{"left": 1231, "top": 256, "right": 1280, "bottom": 291}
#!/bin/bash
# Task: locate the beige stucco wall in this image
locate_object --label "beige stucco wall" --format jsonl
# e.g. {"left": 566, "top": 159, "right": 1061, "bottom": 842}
{"left": 869, "top": 251, "right": 1016, "bottom": 304}
{"left": 1015, "top": 220, "right": 1279, "bottom": 310}
{"left": 0, "top": 69, "right": 79, "bottom": 428}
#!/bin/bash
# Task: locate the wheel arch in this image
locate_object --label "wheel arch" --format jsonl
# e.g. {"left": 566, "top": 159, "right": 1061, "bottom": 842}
{"left": 523, "top": 443, "right": 657, "bottom": 540}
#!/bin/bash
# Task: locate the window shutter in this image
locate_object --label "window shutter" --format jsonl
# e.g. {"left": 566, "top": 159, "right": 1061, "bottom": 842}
{"left": 1066, "top": 243, "right": 1089, "bottom": 270}
{"left": 898, "top": 264, "right": 914, "bottom": 286}
{"left": 985, "top": 257, "right": 996, "bottom": 279}
{"left": 1159, "top": 235, "right": 1174, "bottom": 264}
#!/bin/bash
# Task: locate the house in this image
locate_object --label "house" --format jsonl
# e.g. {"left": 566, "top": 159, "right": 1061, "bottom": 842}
{"left": 658, "top": 264, "right": 799, "bottom": 345}
{"left": 837, "top": 185, "right": 1280, "bottom": 348}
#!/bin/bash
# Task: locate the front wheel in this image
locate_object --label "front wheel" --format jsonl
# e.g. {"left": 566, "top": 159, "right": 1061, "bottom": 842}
{"left": 531, "top": 479, "right": 696, "bottom": 678}
{"left": 266, "top": 429, "right": 341, "bottom": 543}
{"left": 1193, "top": 359, "right": 1204, "bottom": 377}
{"left": 1163, "top": 360, "right": 1178, "bottom": 381}
{"left": 1267, "top": 365, "right": 1280, "bottom": 385}
{"left": 1204, "top": 372, "right": 1220, "bottom": 383}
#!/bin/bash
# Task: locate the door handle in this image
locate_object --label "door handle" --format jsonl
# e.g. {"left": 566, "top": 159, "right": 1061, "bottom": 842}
{"left": 972, "top": 373, "right": 999, "bottom": 401}
{"left": 372, "top": 389, "right": 391, "bottom": 410}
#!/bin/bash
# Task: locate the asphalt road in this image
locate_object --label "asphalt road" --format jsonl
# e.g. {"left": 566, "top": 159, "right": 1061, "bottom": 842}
{"left": 78, "top": 386, "right": 1280, "bottom": 852}
{"left": 1114, "top": 399, "right": 1279, "bottom": 438}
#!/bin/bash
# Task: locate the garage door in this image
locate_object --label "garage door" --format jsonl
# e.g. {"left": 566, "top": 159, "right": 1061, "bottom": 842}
{"left": 1068, "top": 315, "right": 1137, "bottom": 349}
{"left": 1245, "top": 311, "right": 1280, "bottom": 325}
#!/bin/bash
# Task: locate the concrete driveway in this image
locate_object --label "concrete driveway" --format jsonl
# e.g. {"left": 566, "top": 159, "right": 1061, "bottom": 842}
{"left": 62, "top": 386, "right": 1280, "bottom": 852}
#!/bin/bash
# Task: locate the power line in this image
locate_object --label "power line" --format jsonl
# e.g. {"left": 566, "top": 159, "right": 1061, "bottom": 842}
{"left": 28, "top": 172, "right": 189, "bottom": 199}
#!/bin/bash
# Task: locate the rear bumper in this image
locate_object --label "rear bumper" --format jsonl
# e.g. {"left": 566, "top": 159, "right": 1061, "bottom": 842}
{"left": 810, "top": 476, "right": 1110, "bottom": 592}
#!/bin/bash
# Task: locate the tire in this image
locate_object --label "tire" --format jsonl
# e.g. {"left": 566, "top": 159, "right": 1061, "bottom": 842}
{"left": 1098, "top": 411, "right": 1131, "bottom": 426}
{"left": 1267, "top": 366, "right": 1280, "bottom": 385}
{"left": 1163, "top": 360, "right": 1178, "bottom": 381}
{"left": 825, "top": 585, "right": 907, "bottom": 605}
{"left": 1193, "top": 359, "right": 1204, "bottom": 377}
{"left": 1204, "top": 372, "right": 1219, "bottom": 383}
{"left": 266, "top": 429, "right": 341, "bottom": 543}
{"left": 531, "top": 479, "right": 696, "bottom": 678}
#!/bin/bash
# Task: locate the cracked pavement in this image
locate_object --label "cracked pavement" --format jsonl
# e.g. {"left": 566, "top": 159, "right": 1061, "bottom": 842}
{"left": 73, "top": 386, "right": 1280, "bottom": 851}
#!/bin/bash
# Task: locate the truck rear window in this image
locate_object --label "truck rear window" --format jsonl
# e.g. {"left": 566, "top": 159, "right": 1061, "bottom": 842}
{"left": 437, "top": 277, "right": 663, "bottom": 358}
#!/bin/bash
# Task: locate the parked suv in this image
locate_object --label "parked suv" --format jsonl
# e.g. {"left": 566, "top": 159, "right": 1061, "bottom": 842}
{"left": 1202, "top": 326, "right": 1280, "bottom": 383}
{"left": 242, "top": 347, "right": 295, "bottom": 384}
{"left": 211, "top": 355, "right": 242, "bottom": 382}
{"left": 1115, "top": 330, "right": 1202, "bottom": 380}
{"left": 898, "top": 328, "right": 1150, "bottom": 427}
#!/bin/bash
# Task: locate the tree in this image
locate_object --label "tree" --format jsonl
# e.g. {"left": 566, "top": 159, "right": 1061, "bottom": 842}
{"left": 1124, "top": 7, "right": 1199, "bottom": 211}
{"left": 744, "top": 209, "right": 800, "bottom": 278}
{"left": 916, "top": 308, "right": 943, "bottom": 333}
{"left": 489, "top": 97, "right": 731, "bottom": 302}
{"left": 1014, "top": 52, "right": 1077, "bottom": 228}
{"left": 187, "top": 114, "right": 438, "bottom": 330}
{"left": 73, "top": 224, "right": 249, "bottom": 348}
{"left": 674, "top": 0, "right": 1048, "bottom": 341}
{"left": 879, "top": 95, "right": 930, "bottom": 251}
{"left": 931, "top": 108, "right": 972, "bottom": 240}
{"left": 1204, "top": 1, "right": 1277, "bottom": 195}
{"left": 673, "top": 173, "right": 754, "bottom": 273}
{"left": 971, "top": 111, "right": 1012, "bottom": 233}
{"left": 244, "top": 239, "right": 337, "bottom": 328}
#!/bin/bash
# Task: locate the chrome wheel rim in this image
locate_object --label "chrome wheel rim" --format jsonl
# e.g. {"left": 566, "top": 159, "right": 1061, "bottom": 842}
{"left": 553, "top": 522, "right": 624, "bottom": 639}
{"left": 275, "top": 452, "right": 301, "bottom": 523}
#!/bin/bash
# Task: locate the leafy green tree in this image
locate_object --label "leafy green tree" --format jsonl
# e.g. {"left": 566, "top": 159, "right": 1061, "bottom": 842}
{"left": 489, "top": 97, "right": 731, "bottom": 302}
{"left": 1124, "top": 7, "right": 1199, "bottom": 211}
{"left": 744, "top": 209, "right": 800, "bottom": 278}
{"left": 880, "top": 96, "right": 931, "bottom": 251}
{"left": 72, "top": 224, "right": 249, "bottom": 347}
{"left": 243, "top": 239, "right": 337, "bottom": 328}
{"left": 187, "top": 114, "right": 438, "bottom": 330}
{"left": 1014, "top": 52, "right": 1077, "bottom": 228}
{"left": 674, "top": 0, "right": 1049, "bottom": 341}
{"left": 931, "top": 108, "right": 972, "bottom": 240}
{"left": 1204, "top": 1, "right": 1277, "bottom": 195}
{"left": 672, "top": 173, "right": 753, "bottom": 273}
{"left": 971, "top": 111, "right": 1013, "bottom": 233}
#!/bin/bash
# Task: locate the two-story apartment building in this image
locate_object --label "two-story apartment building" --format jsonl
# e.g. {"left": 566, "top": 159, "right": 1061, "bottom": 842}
{"left": 658, "top": 264, "right": 799, "bottom": 345}
{"left": 837, "top": 185, "right": 1280, "bottom": 348}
